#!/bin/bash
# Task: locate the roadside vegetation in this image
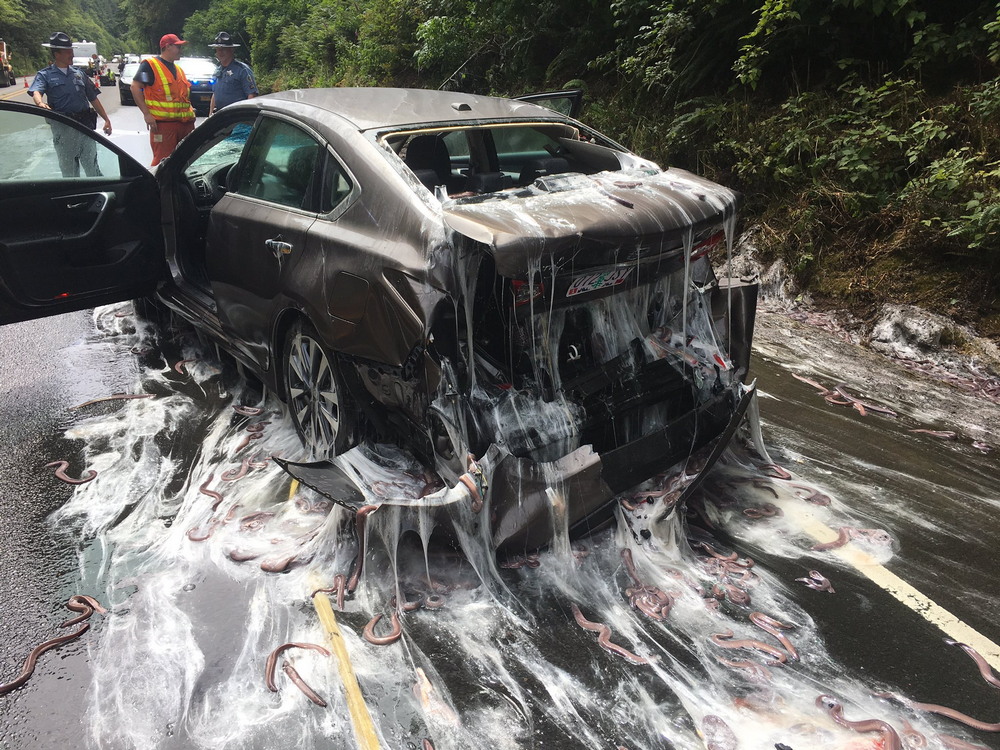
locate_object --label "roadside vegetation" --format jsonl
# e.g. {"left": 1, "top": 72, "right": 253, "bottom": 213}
{"left": 3, "top": 0, "right": 998, "bottom": 336}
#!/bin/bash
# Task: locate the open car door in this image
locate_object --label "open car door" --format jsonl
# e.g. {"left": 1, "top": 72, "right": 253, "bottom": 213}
{"left": 0, "top": 101, "right": 165, "bottom": 325}
{"left": 514, "top": 89, "right": 584, "bottom": 118}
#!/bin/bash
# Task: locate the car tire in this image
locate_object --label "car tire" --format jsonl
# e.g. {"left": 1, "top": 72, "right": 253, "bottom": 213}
{"left": 120, "top": 91, "right": 127, "bottom": 105}
{"left": 282, "top": 319, "right": 356, "bottom": 458}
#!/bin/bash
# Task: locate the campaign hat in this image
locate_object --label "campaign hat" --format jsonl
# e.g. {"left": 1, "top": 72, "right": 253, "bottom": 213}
{"left": 159, "top": 34, "right": 188, "bottom": 49}
{"left": 41, "top": 32, "right": 74, "bottom": 49}
{"left": 208, "top": 32, "right": 240, "bottom": 48}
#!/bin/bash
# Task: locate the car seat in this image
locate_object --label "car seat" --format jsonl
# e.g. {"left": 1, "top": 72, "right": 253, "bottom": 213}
{"left": 404, "top": 135, "right": 462, "bottom": 193}
{"left": 286, "top": 144, "right": 319, "bottom": 209}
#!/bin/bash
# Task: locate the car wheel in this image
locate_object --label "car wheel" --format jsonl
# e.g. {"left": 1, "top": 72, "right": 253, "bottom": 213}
{"left": 282, "top": 320, "right": 355, "bottom": 458}
{"left": 120, "top": 91, "right": 127, "bottom": 105}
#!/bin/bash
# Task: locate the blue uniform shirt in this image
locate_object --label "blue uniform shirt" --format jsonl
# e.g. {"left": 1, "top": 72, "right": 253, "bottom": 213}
{"left": 212, "top": 60, "right": 258, "bottom": 110}
{"left": 28, "top": 64, "right": 99, "bottom": 114}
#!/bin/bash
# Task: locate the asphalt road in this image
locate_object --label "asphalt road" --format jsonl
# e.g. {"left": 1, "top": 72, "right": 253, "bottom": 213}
{"left": 0, "top": 304, "right": 997, "bottom": 749}
{"left": 0, "top": 311, "right": 143, "bottom": 747}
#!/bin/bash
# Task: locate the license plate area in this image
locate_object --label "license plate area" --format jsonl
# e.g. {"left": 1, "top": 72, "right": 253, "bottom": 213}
{"left": 566, "top": 267, "right": 634, "bottom": 297}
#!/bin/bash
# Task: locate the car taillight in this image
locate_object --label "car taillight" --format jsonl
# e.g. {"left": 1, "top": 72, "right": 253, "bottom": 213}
{"left": 690, "top": 231, "right": 725, "bottom": 261}
{"left": 511, "top": 279, "right": 544, "bottom": 307}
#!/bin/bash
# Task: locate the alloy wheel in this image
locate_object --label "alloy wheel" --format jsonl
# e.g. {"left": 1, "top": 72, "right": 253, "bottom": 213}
{"left": 284, "top": 325, "right": 345, "bottom": 456}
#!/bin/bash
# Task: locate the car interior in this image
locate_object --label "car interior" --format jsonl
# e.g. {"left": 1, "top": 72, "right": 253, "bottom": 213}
{"left": 172, "top": 117, "right": 257, "bottom": 292}
{"left": 390, "top": 123, "right": 626, "bottom": 198}
{"left": 173, "top": 115, "right": 354, "bottom": 298}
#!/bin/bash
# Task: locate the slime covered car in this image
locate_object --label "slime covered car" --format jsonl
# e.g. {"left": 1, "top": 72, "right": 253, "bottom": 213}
{"left": 0, "top": 89, "right": 758, "bottom": 553}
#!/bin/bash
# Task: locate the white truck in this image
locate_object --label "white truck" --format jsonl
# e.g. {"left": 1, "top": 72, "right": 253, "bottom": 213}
{"left": 72, "top": 40, "right": 98, "bottom": 65}
{"left": 71, "top": 40, "right": 112, "bottom": 83}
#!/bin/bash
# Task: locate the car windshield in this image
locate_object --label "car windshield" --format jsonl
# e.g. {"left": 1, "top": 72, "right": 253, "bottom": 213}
{"left": 185, "top": 119, "right": 255, "bottom": 173}
{"left": 178, "top": 58, "right": 217, "bottom": 79}
{"left": 120, "top": 63, "right": 139, "bottom": 80}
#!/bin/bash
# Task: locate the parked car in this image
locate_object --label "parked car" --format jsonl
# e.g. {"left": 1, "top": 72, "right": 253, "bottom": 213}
{"left": 0, "top": 89, "right": 757, "bottom": 552}
{"left": 177, "top": 57, "right": 216, "bottom": 117}
{"left": 118, "top": 62, "right": 139, "bottom": 105}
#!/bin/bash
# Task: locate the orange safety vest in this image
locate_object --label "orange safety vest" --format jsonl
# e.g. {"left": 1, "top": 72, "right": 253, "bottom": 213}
{"left": 144, "top": 57, "right": 195, "bottom": 122}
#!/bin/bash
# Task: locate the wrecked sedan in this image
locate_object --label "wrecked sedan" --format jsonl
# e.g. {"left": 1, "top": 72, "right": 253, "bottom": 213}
{"left": 0, "top": 89, "right": 757, "bottom": 552}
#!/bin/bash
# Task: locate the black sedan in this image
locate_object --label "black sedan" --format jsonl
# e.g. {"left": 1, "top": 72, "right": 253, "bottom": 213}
{"left": 118, "top": 61, "right": 139, "bottom": 105}
{"left": 0, "top": 89, "right": 757, "bottom": 553}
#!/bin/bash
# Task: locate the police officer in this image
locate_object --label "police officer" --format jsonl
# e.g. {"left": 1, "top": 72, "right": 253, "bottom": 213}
{"left": 207, "top": 32, "right": 258, "bottom": 115}
{"left": 29, "top": 32, "right": 113, "bottom": 177}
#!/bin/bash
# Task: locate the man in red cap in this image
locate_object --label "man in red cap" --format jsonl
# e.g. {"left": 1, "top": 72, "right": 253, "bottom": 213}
{"left": 130, "top": 33, "right": 196, "bottom": 166}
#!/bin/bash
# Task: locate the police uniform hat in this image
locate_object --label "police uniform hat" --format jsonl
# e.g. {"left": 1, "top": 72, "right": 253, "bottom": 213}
{"left": 208, "top": 32, "right": 240, "bottom": 48}
{"left": 41, "top": 32, "right": 74, "bottom": 49}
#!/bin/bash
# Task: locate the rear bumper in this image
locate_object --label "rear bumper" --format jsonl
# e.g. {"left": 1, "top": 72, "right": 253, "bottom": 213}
{"left": 488, "top": 382, "right": 755, "bottom": 552}
{"left": 274, "top": 385, "right": 756, "bottom": 555}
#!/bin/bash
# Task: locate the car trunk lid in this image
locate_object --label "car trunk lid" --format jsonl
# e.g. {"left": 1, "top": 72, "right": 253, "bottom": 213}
{"left": 442, "top": 167, "right": 740, "bottom": 281}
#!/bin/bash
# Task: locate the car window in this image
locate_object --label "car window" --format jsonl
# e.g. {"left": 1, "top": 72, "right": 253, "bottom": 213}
{"left": 183, "top": 117, "right": 256, "bottom": 178}
{"left": 232, "top": 118, "right": 321, "bottom": 211}
{"left": 0, "top": 107, "right": 123, "bottom": 181}
{"left": 490, "top": 126, "right": 561, "bottom": 169}
{"left": 441, "top": 131, "right": 469, "bottom": 158}
{"left": 320, "top": 153, "right": 353, "bottom": 214}
{"left": 385, "top": 122, "right": 627, "bottom": 198}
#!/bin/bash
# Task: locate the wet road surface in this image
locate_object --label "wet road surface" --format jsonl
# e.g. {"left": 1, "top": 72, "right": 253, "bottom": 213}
{"left": 0, "top": 304, "right": 998, "bottom": 749}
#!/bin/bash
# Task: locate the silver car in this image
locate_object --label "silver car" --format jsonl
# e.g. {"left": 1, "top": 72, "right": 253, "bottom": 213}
{"left": 0, "top": 88, "right": 757, "bottom": 552}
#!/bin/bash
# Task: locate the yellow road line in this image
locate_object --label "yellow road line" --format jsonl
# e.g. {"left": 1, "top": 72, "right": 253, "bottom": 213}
{"left": 1, "top": 88, "right": 29, "bottom": 101}
{"left": 784, "top": 501, "right": 1000, "bottom": 670}
{"left": 313, "top": 590, "right": 381, "bottom": 749}
{"left": 291, "top": 478, "right": 380, "bottom": 749}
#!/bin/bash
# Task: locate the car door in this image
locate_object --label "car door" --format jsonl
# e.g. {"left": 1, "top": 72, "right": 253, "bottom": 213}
{"left": 514, "top": 89, "right": 584, "bottom": 118}
{"left": 0, "top": 102, "right": 164, "bottom": 325}
{"left": 205, "top": 114, "right": 320, "bottom": 370}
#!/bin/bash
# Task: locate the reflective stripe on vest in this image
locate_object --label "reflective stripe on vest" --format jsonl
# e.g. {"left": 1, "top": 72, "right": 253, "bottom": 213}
{"left": 145, "top": 57, "right": 195, "bottom": 121}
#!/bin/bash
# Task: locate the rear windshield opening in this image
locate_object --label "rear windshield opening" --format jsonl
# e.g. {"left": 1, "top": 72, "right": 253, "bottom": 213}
{"left": 384, "top": 124, "right": 626, "bottom": 198}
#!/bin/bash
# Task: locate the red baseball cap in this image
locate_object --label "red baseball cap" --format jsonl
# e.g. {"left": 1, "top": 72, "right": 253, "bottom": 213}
{"left": 159, "top": 34, "right": 187, "bottom": 49}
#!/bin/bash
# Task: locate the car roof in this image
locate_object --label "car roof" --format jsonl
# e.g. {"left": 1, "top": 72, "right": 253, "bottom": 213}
{"left": 261, "top": 87, "right": 572, "bottom": 133}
